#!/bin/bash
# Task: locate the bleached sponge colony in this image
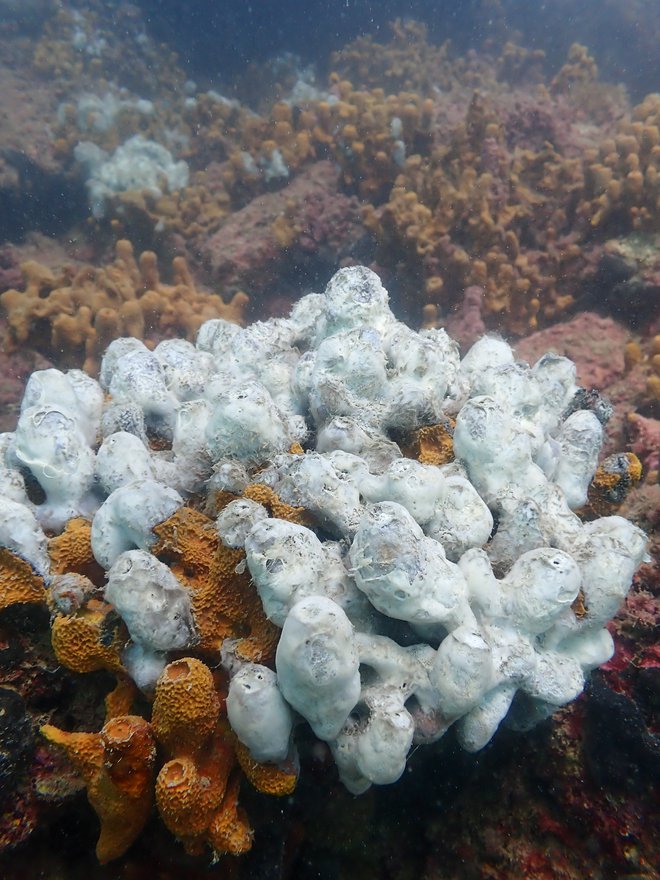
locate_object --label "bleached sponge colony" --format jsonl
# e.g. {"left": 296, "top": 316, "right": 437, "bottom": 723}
{"left": 74, "top": 134, "right": 189, "bottom": 218}
{"left": 0, "top": 266, "right": 647, "bottom": 794}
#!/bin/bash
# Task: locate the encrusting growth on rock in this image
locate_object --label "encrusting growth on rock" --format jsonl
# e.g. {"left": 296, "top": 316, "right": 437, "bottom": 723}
{"left": 580, "top": 452, "right": 643, "bottom": 517}
{"left": 151, "top": 507, "right": 280, "bottom": 663}
{"left": 50, "top": 598, "right": 127, "bottom": 674}
{"left": 0, "top": 548, "right": 48, "bottom": 611}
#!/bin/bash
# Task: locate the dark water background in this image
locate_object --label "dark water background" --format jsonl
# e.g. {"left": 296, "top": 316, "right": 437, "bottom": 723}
{"left": 141, "top": 0, "right": 659, "bottom": 97}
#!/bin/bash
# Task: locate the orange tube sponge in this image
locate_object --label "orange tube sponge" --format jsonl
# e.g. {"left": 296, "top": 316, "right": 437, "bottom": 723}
{"left": 210, "top": 541, "right": 281, "bottom": 664}
{"left": 41, "top": 715, "right": 156, "bottom": 864}
{"left": 151, "top": 658, "right": 295, "bottom": 857}
{"left": 104, "top": 677, "right": 139, "bottom": 720}
{"left": 402, "top": 420, "right": 455, "bottom": 466}
{"left": 242, "top": 482, "right": 313, "bottom": 526}
{"left": 207, "top": 772, "right": 253, "bottom": 856}
{"left": 155, "top": 756, "right": 214, "bottom": 843}
{"left": 156, "top": 727, "right": 238, "bottom": 854}
{"left": 151, "top": 657, "right": 220, "bottom": 758}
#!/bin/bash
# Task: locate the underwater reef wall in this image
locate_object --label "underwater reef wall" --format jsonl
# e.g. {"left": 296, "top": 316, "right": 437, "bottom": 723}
{"left": 0, "top": 9, "right": 658, "bottom": 876}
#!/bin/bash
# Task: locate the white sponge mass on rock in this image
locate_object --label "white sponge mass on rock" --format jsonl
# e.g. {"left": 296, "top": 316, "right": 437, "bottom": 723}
{"left": 74, "top": 134, "right": 189, "bottom": 218}
{"left": 1, "top": 264, "right": 647, "bottom": 798}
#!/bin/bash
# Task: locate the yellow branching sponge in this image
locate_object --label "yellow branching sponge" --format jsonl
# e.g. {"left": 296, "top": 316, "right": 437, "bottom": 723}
{"left": 0, "top": 240, "right": 248, "bottom": 374}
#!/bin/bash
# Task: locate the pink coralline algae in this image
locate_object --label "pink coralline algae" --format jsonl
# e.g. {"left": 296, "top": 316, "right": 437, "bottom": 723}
{"left": 444, "top": 285, "right": 487, "bottom": 350}
{"left": 627, "top": 413, "right": 660, "bottom": 477}
{"left": 200, "top": 161, "right": 363, "bottom": 299}
{"left": 515, "top": 311, "right": 628, "bottom": 389}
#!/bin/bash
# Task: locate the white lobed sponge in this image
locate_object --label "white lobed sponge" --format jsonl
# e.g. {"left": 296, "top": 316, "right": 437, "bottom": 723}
{"left": 2, "top": 265, "right": 647, "bottom": 794}
{"left": 226, "top": 664, "right": 293, "bottom": 763}
{"left": 276, "top": 596, "right": 361, "bottom": 742}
